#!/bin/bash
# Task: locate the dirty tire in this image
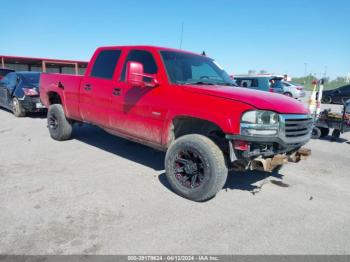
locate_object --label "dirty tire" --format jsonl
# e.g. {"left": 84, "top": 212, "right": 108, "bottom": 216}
{"left": 322, "top": 96, "right": 332, "bottom": 104}
{"left": 12, "top": 97, "right": 26, "bottom": 117}
{"left": 47, "top": 104, "right": 72, "bottom": 141}
{"left": 284, "top": 92, "right": 293, "bottom": 98}
{"left": 165, "top": 134, "right": 228, "bottom": 202}
{"left": 319, "top": 127, "right": 330, "bottom": 137}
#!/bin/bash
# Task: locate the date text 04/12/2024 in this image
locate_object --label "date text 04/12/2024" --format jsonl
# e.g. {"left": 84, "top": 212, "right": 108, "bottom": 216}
{"left": 127, "top": 256, "right": 219, "bottom": 261}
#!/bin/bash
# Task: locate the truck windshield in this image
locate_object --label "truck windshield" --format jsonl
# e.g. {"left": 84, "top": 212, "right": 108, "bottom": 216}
{"left": 160, "top": 51, "right": 234, "bottom": 86}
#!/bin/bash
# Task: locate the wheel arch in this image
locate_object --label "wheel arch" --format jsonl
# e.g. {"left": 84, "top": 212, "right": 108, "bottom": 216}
{"left": 47, "top": 91, "right": 63, "bottom": 105}
{"left": 163, "top": 115, "right": 230, "bottom": 149}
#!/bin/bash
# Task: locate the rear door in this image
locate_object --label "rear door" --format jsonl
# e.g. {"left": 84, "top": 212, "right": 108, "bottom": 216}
{"left": 79, "top": 49, "right": 122, "bottom": 126}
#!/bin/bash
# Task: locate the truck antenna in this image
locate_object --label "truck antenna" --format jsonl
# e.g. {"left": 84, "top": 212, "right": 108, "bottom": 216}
{"left": 179, "top": 22, "right": 184, "bottom": 49}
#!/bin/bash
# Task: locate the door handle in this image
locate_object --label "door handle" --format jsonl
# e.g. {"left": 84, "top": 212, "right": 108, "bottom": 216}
{"left": 84, "top": 84, "right": 92, "bottom": 91}
{"left": 112, "top": 88, "right": 121, "bottom": 96}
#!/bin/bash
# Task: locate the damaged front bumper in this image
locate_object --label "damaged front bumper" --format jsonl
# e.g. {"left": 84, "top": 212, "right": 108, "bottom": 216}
{"left": 226, "top": 134, "right": 311, "bottom": 172}
{"left": 249, "top": 148, "right": 311, "bottom": 172}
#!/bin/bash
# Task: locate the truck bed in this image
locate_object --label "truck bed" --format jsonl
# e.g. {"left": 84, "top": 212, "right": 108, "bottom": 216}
{"left": 40, "top": 73, "right": 83, "bottom": 120}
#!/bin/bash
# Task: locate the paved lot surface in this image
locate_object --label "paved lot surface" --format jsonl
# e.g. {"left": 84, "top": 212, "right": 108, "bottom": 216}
{"left": 1, "top": 100, "right": 350, "bottom": 255}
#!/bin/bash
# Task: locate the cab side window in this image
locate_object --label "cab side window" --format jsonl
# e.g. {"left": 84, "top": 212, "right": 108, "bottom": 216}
{"left": 90, "top": 50, "right": 122, "bottom": 79}
{"left": 121, "top": 50, "right": 158, "bottom": 82}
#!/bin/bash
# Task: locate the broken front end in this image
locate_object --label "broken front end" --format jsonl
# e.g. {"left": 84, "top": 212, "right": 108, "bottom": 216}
{"left": 226, "top": 111, "right": 312, "bottom": 172}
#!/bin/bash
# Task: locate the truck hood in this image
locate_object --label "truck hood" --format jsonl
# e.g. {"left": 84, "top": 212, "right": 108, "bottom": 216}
{"left": 183, "top": 85, "right": 309, "bottom": 114}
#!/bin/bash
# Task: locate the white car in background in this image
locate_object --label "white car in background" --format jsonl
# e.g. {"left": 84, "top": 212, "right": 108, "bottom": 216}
{"left": 281, "top": 81, "right": 306, "bottom": 99}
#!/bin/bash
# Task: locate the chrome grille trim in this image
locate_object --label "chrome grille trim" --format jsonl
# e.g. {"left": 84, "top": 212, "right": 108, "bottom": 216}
{"left": 279, "top": 114, "right": 313, "bottom": 144}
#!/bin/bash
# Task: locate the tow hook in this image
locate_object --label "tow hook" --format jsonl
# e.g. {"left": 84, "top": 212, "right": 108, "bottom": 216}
{"left": 250, "top": 147, "right": 311, "bottom": 172}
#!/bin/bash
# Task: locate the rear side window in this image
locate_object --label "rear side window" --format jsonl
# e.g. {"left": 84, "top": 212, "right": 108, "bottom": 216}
{"left": 90, "top": 50, "right": 121, "bottom": 79}
{"left": 121, "top": 50, "right": 157, "bottom": 81}
{"left": 236, "top": 78, "right": 258, "bottom": 88}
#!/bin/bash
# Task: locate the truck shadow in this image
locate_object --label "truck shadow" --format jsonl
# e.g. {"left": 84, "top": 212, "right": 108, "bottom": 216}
{"left": 73, "top": 124, "right": 284, "bottom": 195}
{"left": 223, "top": 170, "right": 283, "bottom": 192}
{"left": 158, "top": 170, "right": 283, "bottom": 196}
{"left": 73, "top": 124, "right": 165, "bottom": 171}
{"left": 0, "top": 107, "right": 46, "bottom": 119}
{"left": 319, "top": 136, "right": 348, "bottom": 143}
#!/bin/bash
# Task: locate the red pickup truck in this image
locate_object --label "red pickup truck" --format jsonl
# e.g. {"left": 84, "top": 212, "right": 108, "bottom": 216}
{"left": 40, "top": 46, "right": 312, "bottom": 201}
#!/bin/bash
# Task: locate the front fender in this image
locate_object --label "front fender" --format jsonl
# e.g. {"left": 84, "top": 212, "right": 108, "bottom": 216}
{"left": 161, "top": 99, "right": 254, "bottom": 147}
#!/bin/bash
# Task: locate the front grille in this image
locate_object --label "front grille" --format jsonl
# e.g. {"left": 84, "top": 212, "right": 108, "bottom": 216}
{"left": 279, "top": 114, "right": 313, "bottom": 144}
{"left": 285, "top": 117, "right": 313, "bottom": 138}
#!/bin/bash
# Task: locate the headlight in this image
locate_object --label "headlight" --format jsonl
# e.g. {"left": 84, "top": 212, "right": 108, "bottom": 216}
{"left": 241, "top": 110, "right": 280, "bottom": 136}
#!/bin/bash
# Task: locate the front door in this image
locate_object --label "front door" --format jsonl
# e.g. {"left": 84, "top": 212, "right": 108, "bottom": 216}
{"left": 109, "top": 49, "right": 166, "bottom": 145}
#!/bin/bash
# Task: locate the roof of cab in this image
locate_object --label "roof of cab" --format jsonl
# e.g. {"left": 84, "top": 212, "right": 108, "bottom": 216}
{"left": 96, "top": 45, "right": 203, "bottom": 56}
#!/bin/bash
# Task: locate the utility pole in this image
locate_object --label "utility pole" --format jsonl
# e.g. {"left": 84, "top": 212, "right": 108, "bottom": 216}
{"left": 179, "top": 22, "right": 184, "bottom": 49}
{"left": 304, "top": 62, "right": 308, "bottom": 85}
{"left": 304, "top": 62, "right": 308, "bottom": 76}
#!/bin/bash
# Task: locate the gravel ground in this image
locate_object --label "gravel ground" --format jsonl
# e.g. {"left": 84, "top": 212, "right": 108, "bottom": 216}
{"left": 0, "top": 99, "right": 350, "bottom": 255}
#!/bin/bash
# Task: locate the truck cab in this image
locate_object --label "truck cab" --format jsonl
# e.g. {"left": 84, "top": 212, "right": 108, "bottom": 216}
{"left": 40, "top": 46, "right": 312, "bottom": 201}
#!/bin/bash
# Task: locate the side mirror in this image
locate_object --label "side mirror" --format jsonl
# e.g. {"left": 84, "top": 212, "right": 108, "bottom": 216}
{"left": 126, "top": 61, "right": 158, "bottom": 88}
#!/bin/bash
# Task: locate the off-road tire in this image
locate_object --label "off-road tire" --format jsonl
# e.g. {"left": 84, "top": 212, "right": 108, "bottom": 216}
{"left": 47, "top": 104, "right": 72, "bottom": 141}
{"left": 311, "top": 126, "right": 321, "bottom": 139}
{"left": 165, "top": 134, "right": 228, "bottom": 202}
{"left": 12, "top": 97, "right": 26, "bottom": 117}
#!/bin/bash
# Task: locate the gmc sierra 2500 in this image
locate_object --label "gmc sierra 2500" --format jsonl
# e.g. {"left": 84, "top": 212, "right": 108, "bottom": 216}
{"left": 40, "top": 46, "right": 312, "bottom": 201}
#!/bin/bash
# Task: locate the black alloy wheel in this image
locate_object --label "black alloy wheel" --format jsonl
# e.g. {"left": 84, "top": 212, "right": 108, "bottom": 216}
{"left": 173, "top": 147, "right": 207, "bottom": 189}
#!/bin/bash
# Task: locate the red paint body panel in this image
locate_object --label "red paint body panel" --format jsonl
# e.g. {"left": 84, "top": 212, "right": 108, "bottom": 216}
{"left": 40, "top": 45, "right": 308, "bottom": 149}
{"left": 184, "top": 85, "right": 309, "bottom": 114}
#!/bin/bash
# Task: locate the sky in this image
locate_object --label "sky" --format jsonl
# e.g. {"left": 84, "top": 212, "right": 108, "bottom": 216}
{"left": 0, "top": 0, "right": 349, "bottom": 79}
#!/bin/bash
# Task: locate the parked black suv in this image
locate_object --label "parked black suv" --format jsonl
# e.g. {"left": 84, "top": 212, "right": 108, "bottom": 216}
{"left": 322, "top": 84, "right": 350, "bottom": 105}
